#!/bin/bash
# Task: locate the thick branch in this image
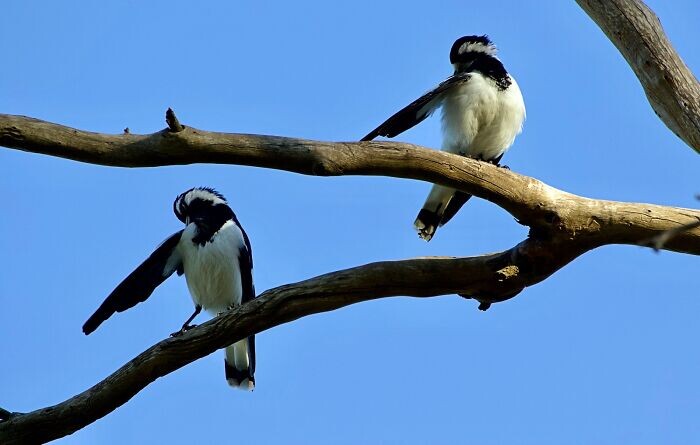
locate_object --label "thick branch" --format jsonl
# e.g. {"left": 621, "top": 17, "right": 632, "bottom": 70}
{"left": 1, "top": 113, "right": 698, "bottom": 255}
{"left": 3, "top": 3, "right": 699, "bottom": 437}
{"left": 576, "top": 0, "right": 700, "bottom": 154}
{"left": 1, "top": 112, "right": 698, "bottom": 442}
{"left": 0, "top": 237, "right": 587, "bottom": 444}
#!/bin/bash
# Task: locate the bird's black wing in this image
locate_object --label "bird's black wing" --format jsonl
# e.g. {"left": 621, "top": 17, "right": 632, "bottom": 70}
{"left": 238, "top": 243, "right": 255, "bottom": 304}
{"left": 439, "top": 192, "right": 473, "bottom": 227}
{"left": 236, "top": 222, "right": 256, "bottom": 373}
{"left": 233, "top": 216, "right": 255, "bottom": 304}
{"left": 360, "top": 72, "right": 472, "bottom": 141}
{"left": 82, "top": 230, "right": 184, "bottom": 335}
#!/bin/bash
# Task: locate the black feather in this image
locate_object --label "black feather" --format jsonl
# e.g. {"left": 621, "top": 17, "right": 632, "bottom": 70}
{"left": 361, "top": 72, "right": 472, "bottom": 141}
{"left": 82, "top": 230, "right": 184, "bottom": 335}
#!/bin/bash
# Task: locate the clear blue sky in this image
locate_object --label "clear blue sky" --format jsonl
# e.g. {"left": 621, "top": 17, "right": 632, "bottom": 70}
{"left": 1, "top": 1, "right": 698, "bottom": 444}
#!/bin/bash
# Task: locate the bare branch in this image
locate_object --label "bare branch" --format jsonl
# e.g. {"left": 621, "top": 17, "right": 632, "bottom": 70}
{"left": 1, "top": 111, "right": 698, "bottom": 442}
{"left": 576, "top": 0, "right": 700, "bottom": 154}
{"left": 1, "top": 113, "right": 698, "bottom": 255}
{"left": 3, "top": 2, "right": 698, "bottom": 439}
{"left": 0, "top": 241, "right": 593, "bottom": 444}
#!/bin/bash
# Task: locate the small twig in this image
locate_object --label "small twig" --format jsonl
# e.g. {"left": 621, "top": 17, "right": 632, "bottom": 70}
{"left": 165, "top": 108, "right": 184, "bottom": 132}
{"left": 644, "top": 195, "right": 700, "bottom": 252}
{"left": 646, "top": 219, "right": 700, "bottom": 252}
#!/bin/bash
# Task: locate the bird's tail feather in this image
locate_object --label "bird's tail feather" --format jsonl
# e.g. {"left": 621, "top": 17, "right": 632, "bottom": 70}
{"left": 439, "top": 191, "right": 472, "bottom": 226}
{"left": 414, "top": 208, "right": 441, "bottom": 241}
{"left": 414, "top": 184, "right": 472, "bottom": 241}
{"left": 224, "top": 336, "right": 255, "bottom": 390}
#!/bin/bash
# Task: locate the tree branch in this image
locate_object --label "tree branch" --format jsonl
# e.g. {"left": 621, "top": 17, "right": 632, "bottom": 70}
{"left": 1, "top": 112, "right": 698, "bottom": 255}
{"left": 1, "top": 111, "right": 698, "bottom": 442}
{"left": 576, "top": 0, "right": 700, "bottom": 154}
{"left": 3, "top": 2, "right": 698, "bottom": 438}
{"left": 0, "top": 239, "right": 616, "bottom": 444}
{"left": 1, "top": 211, "right": 695, "bottom": 443}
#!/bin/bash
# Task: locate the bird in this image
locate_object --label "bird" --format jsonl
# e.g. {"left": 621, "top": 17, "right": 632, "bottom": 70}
{"left": 82, "top": 187, "right": 256, "bottom": 390}
{"left": 361, "top": 35, "right": 526, "bottom": 241}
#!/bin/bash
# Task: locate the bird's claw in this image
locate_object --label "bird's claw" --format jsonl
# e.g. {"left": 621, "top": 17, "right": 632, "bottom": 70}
{"left": 170, "top": 323, "right": 197, "bottom": 337}
{"left": 217, "top": 305, "right": 236, "bottom": 317}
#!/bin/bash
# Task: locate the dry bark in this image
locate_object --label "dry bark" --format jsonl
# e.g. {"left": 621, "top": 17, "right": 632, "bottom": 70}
{"left": 1, "top": 112, "right": 698, "bottom": 255}
{"left": 576, "top": 0, "right": 700, "bottom": 154}
{"left": 2, "top": 1, "right": 700, "bottom": 441}
{"left": 0, "top": 108, "right": 699, "bottom": 443}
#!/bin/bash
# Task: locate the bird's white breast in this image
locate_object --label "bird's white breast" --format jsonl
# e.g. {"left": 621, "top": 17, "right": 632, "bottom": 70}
{"left": 178, "top": 220, "right": 244, "bottom": 314}
{"left": 441, "top": 72, "right": 525, "bottom": 161}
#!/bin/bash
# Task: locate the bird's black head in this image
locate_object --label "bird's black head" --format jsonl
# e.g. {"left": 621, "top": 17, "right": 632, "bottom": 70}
{"left": 173, "top": 187, "right": 235, "bottom": 243}
{"left": 449, "top": 35, "right": 511, "bottom": 90}
{"left": 449, "top": 35, "right": 498, "bottom": 64}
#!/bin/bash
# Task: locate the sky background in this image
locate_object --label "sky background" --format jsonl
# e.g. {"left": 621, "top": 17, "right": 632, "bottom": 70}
{"left": 1, "top": 1, "right": 699, "bottom": 444}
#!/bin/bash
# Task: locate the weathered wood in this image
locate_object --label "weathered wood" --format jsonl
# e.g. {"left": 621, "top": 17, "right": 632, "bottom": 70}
{"left": 577, "top": 0, "right": 700, "bottom": 154}
{"left": 1, "top": 112, "right": 698, "bottom": 254}
{"left": 1, "top": 110, "right": 699, "bottom": 442}
{"left": 0, "top": 242, "right": 625, "bottom": 444}
{"left": 2, "top": 0, "right": 700, "bottom": 435}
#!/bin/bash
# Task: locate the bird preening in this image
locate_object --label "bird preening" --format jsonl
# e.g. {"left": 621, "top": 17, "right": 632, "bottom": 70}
{"left": 80, "top": 35, "right": 524, "bottom": 391}
{"left": 82, "top": 187, "right": 256, "bottom": 390}
{"left": 362, "top": 35, "right": 526, "bottom": 241}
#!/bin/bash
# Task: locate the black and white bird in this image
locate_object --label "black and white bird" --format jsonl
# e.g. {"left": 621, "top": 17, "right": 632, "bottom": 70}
{"left": 82, "top": 187, "right": 256, "bottom": 390}
{"left": 362, "top": 35, "right": 525, "bottom": 241}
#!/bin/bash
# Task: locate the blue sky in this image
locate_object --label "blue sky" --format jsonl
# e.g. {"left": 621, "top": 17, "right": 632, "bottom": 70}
{"left": 1, "top": 1, "right": 699, "bottom": 443}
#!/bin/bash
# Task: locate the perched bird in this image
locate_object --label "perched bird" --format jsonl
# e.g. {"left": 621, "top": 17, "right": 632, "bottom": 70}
{"left": 82, "top": 187, "right": 256, "bottom": 390}
{"left": 362, "top": 35, "right": 526, "bottom": 241}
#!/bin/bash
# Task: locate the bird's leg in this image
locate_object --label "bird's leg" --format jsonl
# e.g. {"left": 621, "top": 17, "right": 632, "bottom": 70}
{"left": 170, "top": 305, "right": 202, "bottom": 337}
{"left": 181, "top": 304, "right": 202, "bottom": 330}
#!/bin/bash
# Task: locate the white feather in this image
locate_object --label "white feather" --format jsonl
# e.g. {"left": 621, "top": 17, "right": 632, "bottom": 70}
{"left": 225, "top": 340, "right": 250, "bottom": 373}
{"left": 178, "top": 220, "right": 245, "bottom": 313}
{"left": 232, "top": 339, "right": 250, "bottom": 370}
{"left": 182, "top": 189, "right": 226, "bottom": 207}
{"left": 459, "top": 41, "right": 497, "bottom": 56}
{"left": 420, "top": 184, "right": 455, "bottom": 215}
{"left": 416, "top": 72, "right": 525, "bottom": 230}
{"left": 440, "top": 72, "right": 525, "bottom": 160}
{"left": 177, "top": 210, "right": 255, "bottom": 387}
